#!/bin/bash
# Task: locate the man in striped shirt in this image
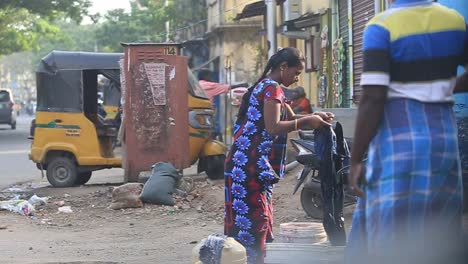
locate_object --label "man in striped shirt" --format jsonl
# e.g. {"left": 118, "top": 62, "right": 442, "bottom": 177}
{"left": 346, "top": 0, "right": 467, "bottom": 263}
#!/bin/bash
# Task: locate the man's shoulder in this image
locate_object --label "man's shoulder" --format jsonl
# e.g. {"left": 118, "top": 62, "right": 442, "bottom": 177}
{"left": 433, "top": 3, "right": 465, "bottom": 21}
{"left": 365, "top": 3, "right": 466, "bottom": 39}
{"left": 366, "top": 8, "right": 400, "bottom": 29}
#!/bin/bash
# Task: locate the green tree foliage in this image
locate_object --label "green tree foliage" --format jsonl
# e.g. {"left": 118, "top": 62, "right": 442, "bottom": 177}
{"left": 166, "top": 0, "right": 207, "bottom": 40}
{"left": 95, "top": 0, "right": 207, "bottom": 52}
{"left": 0, "top": 0, "right": 91, "bottom": 55}
{"left": 33, "top": 20, "right": 98, "bottom": 67}
{"left": 95, "top": 1, "right": 169, "bottom": 52}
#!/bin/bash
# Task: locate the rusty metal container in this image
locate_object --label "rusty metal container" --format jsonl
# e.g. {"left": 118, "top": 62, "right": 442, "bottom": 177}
{"left": 121, "top": 43, "right": 190, "bottom": 182}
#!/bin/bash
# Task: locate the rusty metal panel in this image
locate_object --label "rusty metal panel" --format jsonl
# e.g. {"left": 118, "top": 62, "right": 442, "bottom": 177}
{"left": 122, "top": 44, "right": 189, "bottom": 182}
{"left": 352, "top": 0, "right": 374, "bottom": 101}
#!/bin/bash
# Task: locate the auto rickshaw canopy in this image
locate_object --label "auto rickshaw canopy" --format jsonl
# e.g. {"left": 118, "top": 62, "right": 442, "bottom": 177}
{"left": 37, "top": 50, "right": 123, "bottom": 73}
{"left": 36, "top": 51, "right": 123, "bottom": 113}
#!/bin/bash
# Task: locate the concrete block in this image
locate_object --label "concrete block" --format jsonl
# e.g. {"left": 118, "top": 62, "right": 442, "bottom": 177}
{"left": 265, "top": 243, "right": 345, "bottom": 264}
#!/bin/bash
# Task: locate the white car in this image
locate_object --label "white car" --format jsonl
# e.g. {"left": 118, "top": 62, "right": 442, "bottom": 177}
{"left": 0, "top": 89, "right": 17, "bottom": 129}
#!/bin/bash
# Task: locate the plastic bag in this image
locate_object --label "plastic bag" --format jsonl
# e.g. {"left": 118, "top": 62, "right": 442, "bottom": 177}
{"left": 28, "top": 195, "right": 48, "bottom": 206}
{"left": 5, "top": 187, "right": 24, "bottom": 193}
{"left": 0, "top": 199, "right": 35, "bottom": 216}
{"left": 140, "top": 162, "right": 181, "bottom": 205}
{"left": 58, "top": 206, "right": 73, "bottom": 213}
{"left": 199, "top": 234, "right": 228, "bottom": 264}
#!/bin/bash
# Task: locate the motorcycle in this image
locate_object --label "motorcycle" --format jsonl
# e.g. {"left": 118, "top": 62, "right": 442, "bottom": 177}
{"left": 290, "top": 130, "right": 358, "bottom": 219}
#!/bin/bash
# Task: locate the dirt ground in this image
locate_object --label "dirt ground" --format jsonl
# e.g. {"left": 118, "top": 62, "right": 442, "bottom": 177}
{"left": 0, "top": 166, "right": 466, "bottom": 264}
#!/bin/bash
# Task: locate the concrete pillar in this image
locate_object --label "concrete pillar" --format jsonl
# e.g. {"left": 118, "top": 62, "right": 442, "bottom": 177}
{"left": 374, "top": 0, "right": 381, "bottom": 14}
{"left": 266, "top": 0, "right": 277, "bottom": 58}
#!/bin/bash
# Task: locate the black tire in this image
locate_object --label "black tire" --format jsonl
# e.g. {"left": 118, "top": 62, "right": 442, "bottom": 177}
{"left": 11, "top": 121, "right": 16, "bottom": 130}
{"left": 205, "top": 154, "right": 226, "bottom": 180}
{"left": 300, "top": 188, "right": 324, "bottom": 220}
{"left": 76, "top": 171, "right": 92, "bottom": 185}
{"left": 46, "top": 157, "right": 78, "bottom": 187}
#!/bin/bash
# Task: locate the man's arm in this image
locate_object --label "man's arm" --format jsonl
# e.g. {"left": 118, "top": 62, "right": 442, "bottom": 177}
{"left": 455, "top": 24, "right": 468, "bottom": 93}
{"left": 351, "top": 22, "right": 390, "bottom": 164}
{"left": 351, "top": 86, "right": 387, "bottom": 164}
{"left": 348, "top": 19, "right": 390, "bottom": 197}
{"left": 454, "top": 71, "right": 468, "bottom": 93}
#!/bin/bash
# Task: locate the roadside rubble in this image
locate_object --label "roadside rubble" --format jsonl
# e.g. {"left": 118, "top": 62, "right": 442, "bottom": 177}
{"left": 0, "top": 199, "right": 36, "bottom": 216}
{"left": 0, "top": 173, "right": 226, "bottom": 230}
{"left": 109, "top": 183, "right": 144, "bottom": 210}
{"left": 0, "top": 184, "right": 49, "bottom": 216}
{"left": 108, "top": 162, "right": 202, "bottom": 211}
{"left": 57, "top": 206, "right": 73, "bottom": 214}
{"left": 140, "top": 162, "right": 183, "bottom": 206}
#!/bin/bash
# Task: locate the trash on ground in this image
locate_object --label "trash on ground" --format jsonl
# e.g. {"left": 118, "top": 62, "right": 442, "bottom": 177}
{"left": 0, "top": 199, "right": 35, "bottom": 216}
{"left": 54, "top": 201, "right": 66, "bottom": 207}
{"left": 177, "top": 177, "right": 194, "bottom": 193}
{"left": 3, "top": 187, "right": 25, "bottom": 193}
{"left": 40, "top": 219, "right": 52, "bottom": 225}
{"left": 174, "top": 188, "right": 187, "bottom": 197}
{"left": 58, "top": 206, "right": 73, "bottom": 213}
{"left": 109, "top": 183, "right": 144, "bottom": 210}
{"left": 192, "top": 234, "right": 246, "bottom": 264}
{"left": 140, "top": 162, "right": 182, "bottom": 205}
{"left": 28, "top": 195, "right": 48, "bottom": 206}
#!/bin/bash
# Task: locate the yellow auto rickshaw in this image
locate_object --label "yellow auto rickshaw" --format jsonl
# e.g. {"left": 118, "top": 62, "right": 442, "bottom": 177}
{"left": 29, "top": 51, "right": 226, "bottom": 187}
{"left": 187, "top": 69, "right": 227, "bottom": 179}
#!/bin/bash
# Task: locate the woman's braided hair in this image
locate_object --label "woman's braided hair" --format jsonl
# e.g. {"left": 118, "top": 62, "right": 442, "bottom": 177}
{"left": 237, "top": 47, "right": 304, "bottom": 121}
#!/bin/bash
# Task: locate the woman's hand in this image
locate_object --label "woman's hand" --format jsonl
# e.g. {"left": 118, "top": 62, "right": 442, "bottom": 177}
{"left": 313, "top": 111, "right": 334, "bottom": 122}
{"left": 299, "top": 115, "right": 331, "bottom": 129}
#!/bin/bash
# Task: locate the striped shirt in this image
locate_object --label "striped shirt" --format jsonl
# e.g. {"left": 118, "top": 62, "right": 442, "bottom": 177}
{"left": 360, "top": 0, "right": 468, "bottom": 102}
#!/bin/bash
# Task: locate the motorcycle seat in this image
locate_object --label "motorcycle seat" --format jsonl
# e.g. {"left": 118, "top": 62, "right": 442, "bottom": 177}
{"left": 296, "top": 153, "right": 320, "bottom": 167}
{"left": 298, "top": 130, "right": 315, "bottom": 141}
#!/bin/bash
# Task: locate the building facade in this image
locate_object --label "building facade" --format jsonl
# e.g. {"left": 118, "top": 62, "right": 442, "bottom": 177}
{"left": 200, "top": 0, "right": 395, "bottom": 109}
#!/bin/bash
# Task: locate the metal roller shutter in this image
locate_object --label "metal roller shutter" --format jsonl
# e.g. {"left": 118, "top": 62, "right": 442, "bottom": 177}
{"left": 339, "top": 0, "right": 349, "bottom": 42}
{"left": 352, "top": 0, "right": 374, "bottom": 101}
{"left": 338, "top": 0, "right": 350, "bottom": 107}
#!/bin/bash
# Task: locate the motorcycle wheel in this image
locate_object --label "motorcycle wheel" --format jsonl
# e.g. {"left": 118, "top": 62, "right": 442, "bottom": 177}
{"left": 205, "top": 154, "right": 226, "bottom": 180}
{"left": 300, "top": 188, "right": 324, "bottom": 220}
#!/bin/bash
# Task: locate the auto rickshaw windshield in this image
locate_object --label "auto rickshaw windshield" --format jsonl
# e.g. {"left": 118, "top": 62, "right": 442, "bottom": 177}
{"left": 188, "top": 69, "right": 208, "bottom": 99}
{"left": 36, "top": 51, "right": 122, "bottom": 113}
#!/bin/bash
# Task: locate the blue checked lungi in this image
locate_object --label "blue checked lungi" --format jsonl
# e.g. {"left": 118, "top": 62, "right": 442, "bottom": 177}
{"left": 346, "top": 99, "right": 464, "bottom": 263}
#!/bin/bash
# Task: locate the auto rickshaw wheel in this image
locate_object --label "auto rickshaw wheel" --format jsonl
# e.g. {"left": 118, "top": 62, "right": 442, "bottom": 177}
{"left": 205, "top": 154, "right": 226, "bottom": 180}
{"left": 76, "top": 171, "right": 92, "bottom": 185}
{"left": 46, "top": 157, "right": 78, "bottom": 187}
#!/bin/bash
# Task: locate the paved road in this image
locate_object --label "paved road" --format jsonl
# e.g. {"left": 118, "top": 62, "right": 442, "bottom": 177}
{"left": 0, "top": 115, "right": 39, "bottom": 189}
{"left": 0, "top": 115, "right": 125, "bottom": 190}
{"left": 0, "top": 115, "right": 216, "bottom": 190}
